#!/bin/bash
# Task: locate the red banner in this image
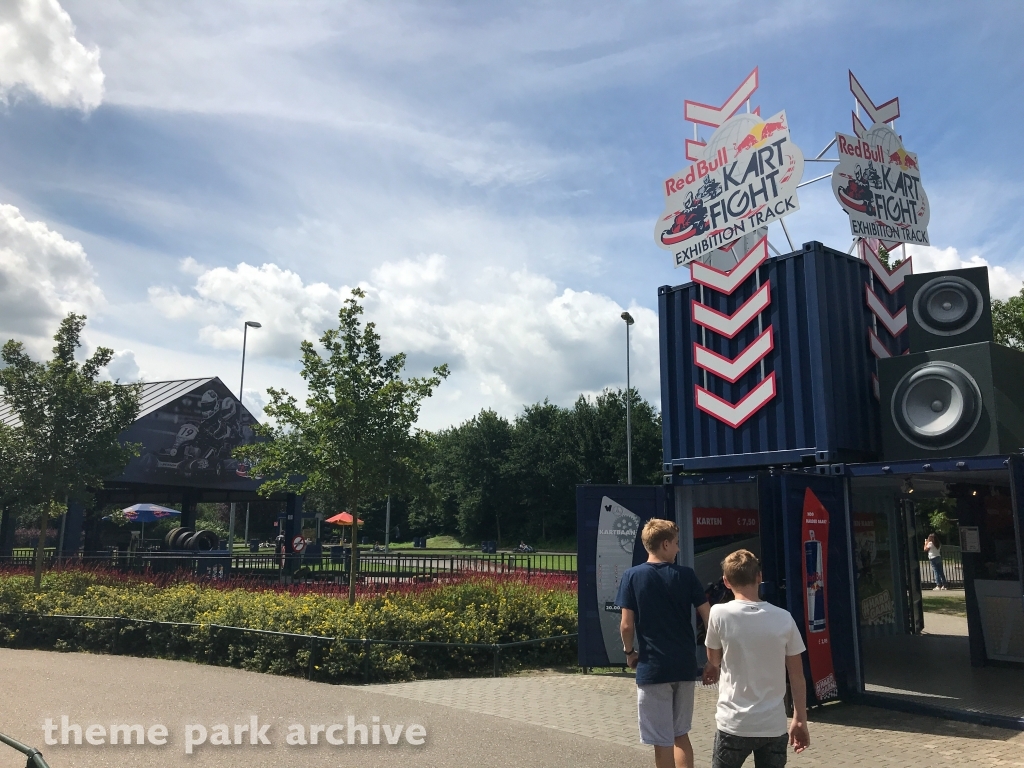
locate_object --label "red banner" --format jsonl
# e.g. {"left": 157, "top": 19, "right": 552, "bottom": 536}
{"left": 800, "top": 488, "right": 838, "bottom": 702}
{"left": 693, "top": 507, "right": 759, "bottom": 539}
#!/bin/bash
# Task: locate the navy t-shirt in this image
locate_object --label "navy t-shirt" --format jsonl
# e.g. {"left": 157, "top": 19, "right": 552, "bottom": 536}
{"left": 615, "top": 561, "right": 708, "bottom": 685}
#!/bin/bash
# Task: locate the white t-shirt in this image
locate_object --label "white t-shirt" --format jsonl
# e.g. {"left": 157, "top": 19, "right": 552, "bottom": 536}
{"left": 704, "top": 599, "right": 806, "bottom": 737}
{"left": 926, "top": 541, "right": 941, "bottom": 559}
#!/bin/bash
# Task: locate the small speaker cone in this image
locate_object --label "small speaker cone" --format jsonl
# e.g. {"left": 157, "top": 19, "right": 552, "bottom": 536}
{"left": 913, "top": 276, "right": 984, "bottom": 336}
{"left": 891, "top": 362, "right": 982, "bottom": 449}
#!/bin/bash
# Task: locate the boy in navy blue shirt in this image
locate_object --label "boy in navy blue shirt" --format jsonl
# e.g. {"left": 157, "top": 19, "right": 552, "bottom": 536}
{"left": 617, "top": 519, "right": 711, "bottom": 768}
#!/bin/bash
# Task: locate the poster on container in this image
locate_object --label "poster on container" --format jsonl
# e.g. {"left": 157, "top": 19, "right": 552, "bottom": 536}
{"left": 594, "top": 496, "right": 640, "bottom": 665}
{"left": 831, "top": 123, "right": 930, "bottom": 248}
{"left": 692, "top": 507, "right": 759, "bottom": 539}
{"left": 655, "top": 110, "right": 804, "bottom": 268}
{"left": 800, "top": 488, "right": 839, "bottom": 702}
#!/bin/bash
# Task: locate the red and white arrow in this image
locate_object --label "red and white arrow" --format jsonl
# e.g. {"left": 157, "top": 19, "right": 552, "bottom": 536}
{"left": 865, "top": 285, "right": 908, "bottom": 336}
{"left": 849, "top": 71, "right": 899, "bottom": 134}
{"left": 685, "top": 138, "right": 708, "bottom": 163}
{"left": 692, "top": 282, "right": 771, "bottom": 338}
{"left": 690, "top": 237, "right": 769, "bottom": 295}
{"left": 868, "top": 328, "right": 892, "bottom": 360}
{"left": 861, "top": 240, "right": 913, "bottom": 293}
{"left": 685, "top": 68, "right": 759, "bottom": 128}
{"left": 693, "top": 328, "right": 774, "bottom": 384}
{"left": 694, "top": 372, "right": 777, "bottom": 429}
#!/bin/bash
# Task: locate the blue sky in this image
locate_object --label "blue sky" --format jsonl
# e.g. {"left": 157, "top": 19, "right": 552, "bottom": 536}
{"left": 0, "top": 0, "right": 1022, "bottom": 429}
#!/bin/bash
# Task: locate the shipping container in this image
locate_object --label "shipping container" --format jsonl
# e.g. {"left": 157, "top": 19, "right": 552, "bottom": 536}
{"left": 659, "top": 241, "right": 881, "bottom": 471}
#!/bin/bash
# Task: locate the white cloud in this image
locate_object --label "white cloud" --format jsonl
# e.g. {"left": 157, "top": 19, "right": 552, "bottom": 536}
{"left": 0, "top": 0, "right": 103, "bottom": 110}
{"left": 906, "top": 245, "right": 1024, "bottom": 301}
{"left": 148, "top": 259, "right": 351, "bottom": 361}
{"left": 0, "top": 203, "right": 105, "bottom": 349}
{"left": 104, "top": 348, "right": 141, "bottom": 382}
{"left": 146, "top": 253, "right": 658, "bottom": 427}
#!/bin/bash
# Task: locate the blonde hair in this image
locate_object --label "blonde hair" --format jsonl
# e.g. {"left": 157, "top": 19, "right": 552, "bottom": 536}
{"left": 722, "top": 549, "right": 760, "bottom": 587}
{"left": 641, "top": 519, "right": 679, "bottom": 553}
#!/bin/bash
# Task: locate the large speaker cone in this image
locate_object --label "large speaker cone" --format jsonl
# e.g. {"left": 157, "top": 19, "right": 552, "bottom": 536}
{"left": 912, "top": 275, "right": 984, "bottom": 337}
{"left": 891, "top": 362, "right": 982, "bottom": 449}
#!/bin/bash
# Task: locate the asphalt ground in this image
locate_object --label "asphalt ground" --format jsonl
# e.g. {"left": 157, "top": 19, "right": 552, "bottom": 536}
{"left": 1, "top": 648, "right": 1022, "bottom": 768}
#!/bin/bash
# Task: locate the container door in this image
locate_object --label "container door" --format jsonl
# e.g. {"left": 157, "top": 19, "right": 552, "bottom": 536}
{"left": 576, "top": 485, "right": 669, "bottom": 668}
{"left": 776, "top": 472, "right": 859, "bottom": 704}
{"left": 895, "top": 497, "right": 925, "bottom": 634}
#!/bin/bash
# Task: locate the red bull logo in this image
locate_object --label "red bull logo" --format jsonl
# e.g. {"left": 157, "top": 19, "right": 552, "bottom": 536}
{"left": 733, "top": 132, "right": 758, "bottom": 158}
{"left": 759, "top": 118, "right": 786, "bottom": 141}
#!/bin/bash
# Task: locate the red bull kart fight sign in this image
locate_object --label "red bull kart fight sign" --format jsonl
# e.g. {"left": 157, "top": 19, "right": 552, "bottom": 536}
{"left": 831, "top": 123, "right": 930, "bottom": 247}
{"left": 655, "top": 109, "right": 805, "bottom": 267}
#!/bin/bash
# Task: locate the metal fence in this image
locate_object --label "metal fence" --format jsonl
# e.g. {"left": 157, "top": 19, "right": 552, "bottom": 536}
{"left": 0, "top": 730, "right": 50, "bottom": 768}
{"left": 1, "top": 550, "right": 577, "bottom": 584}
{"left": 918, "top": 549, "right": 964, "bottom": 588}
{"left": 0, "top": 612, "right": 577, "bottom": 683}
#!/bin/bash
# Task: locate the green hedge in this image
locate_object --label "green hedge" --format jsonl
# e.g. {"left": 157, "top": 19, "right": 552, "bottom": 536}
{"left": 0, "top": 572, "right": 577, "bottom": 683}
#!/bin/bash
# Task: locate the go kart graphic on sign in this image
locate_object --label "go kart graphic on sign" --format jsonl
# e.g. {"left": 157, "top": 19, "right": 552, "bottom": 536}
{"left": 655, "top": 110, "right": 804, "bottom": 268}
{"left": 831, "top": 123, "right": 929, "bottom": 248}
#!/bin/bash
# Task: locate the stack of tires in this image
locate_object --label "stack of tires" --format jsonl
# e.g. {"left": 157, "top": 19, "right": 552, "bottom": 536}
{"left": 163, "top": 528, "right": 220, "bottom": 551}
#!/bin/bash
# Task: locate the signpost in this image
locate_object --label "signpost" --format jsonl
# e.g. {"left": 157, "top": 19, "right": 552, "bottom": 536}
{"left": 656, "top": 109, "right": 805, "bottom": 269}
{"left": 291, "top": 535, "right": 305, "bottom": 553}
{"left": 832, "top": 125, "right": 930, "bottom": 249}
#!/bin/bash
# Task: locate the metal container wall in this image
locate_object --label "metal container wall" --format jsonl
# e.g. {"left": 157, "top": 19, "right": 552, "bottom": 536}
{"left": 659, "top": 241, "right": 881, "bottom": 471}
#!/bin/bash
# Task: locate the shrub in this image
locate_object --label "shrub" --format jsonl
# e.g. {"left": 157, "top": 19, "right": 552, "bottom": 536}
{"left": 0, "top": 570, "right": 577, "bottom": 683}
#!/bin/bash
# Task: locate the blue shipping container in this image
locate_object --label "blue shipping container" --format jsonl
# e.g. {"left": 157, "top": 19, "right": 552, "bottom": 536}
{"left": 659, "top": 241, "right": 881, "bottom": 471}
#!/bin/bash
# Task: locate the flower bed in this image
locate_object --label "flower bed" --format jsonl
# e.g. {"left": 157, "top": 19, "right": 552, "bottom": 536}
{"left": 0, "top": 569, "right": 577, "bottom": 683}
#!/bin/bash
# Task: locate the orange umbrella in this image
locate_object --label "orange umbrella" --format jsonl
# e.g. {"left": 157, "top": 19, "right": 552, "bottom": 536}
{"left": 326, "top": 511, "right": 364, "bottom": 525}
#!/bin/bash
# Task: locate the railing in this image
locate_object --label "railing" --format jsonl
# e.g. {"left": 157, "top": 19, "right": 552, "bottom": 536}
{"left": 0, "top": 730, "right": 50, "bottom": 768}
{"left": 918, "top": 549, "right": 964, "bottom": 588}
{"left": 0, "top": 612, "right": 577, "bottom": 684}
{"left": 0, "top": 550, "right": 577, "bottom": 584}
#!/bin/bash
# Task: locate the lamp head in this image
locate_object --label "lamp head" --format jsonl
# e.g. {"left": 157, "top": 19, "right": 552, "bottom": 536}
{"left": 245, "top": 321, "right": 262, "bottom": 328}
{"left": 620, "top": 311, "right": 634, "bottom": 325}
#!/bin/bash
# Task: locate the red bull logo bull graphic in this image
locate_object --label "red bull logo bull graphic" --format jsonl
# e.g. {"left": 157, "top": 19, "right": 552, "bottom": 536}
{"left": 655, "top": 109, "right": 805, "bottom": 267}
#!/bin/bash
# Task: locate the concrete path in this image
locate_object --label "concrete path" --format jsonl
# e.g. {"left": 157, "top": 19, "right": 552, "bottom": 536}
{"left": 1, "top": 649, "right": 1022, "bottom": 768}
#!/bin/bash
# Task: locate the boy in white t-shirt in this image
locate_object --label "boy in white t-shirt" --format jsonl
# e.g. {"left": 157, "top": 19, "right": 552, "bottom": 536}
{"left": 703, "top": 549, "right": 810, "bottom": 768}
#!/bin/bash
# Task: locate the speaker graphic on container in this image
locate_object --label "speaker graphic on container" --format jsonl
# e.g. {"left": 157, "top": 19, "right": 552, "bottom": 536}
{"left": 905, "top": 266, "right": 993, "bottom": 352}
{"left": 878, "top": 342, "right": 1024, "bottom": 460}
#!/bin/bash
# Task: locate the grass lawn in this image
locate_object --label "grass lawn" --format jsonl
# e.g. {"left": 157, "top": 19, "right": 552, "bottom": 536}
{"left": 922, "top": 592, "right": 966, "bottom": 617}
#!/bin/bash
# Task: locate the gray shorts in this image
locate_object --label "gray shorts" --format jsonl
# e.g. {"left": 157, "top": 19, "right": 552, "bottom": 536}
{"left": 637, "top": 681, "right": 695, "bottom": 747}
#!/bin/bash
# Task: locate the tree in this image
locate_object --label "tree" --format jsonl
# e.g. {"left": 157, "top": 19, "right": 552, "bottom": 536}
{"left": 236, "top": 289, "right": 447, "bottom": 603}
{"left": 411, "top": 388, "right": 665, "bottom": 545}
{"left": 0, "top": 314, "right": 141, "bottom": 587}
{"left": 992, "top": 288, "right": 1024, "bottom": 350}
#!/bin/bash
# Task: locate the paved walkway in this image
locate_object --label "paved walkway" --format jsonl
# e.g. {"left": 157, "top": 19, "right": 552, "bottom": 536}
{"left": 1, "top": 649, "right": 1022, "bottom": 768}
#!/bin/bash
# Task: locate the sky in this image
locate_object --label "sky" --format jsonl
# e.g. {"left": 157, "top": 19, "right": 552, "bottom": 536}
{"left": 0, "top": 0, "right": 1022, "bottom": 430}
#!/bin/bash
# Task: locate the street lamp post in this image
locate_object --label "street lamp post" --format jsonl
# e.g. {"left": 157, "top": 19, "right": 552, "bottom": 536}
{"left": 239, "top": 320, "right": 262, "bottom": 407}
{"left": 621, "top": 311, "right": 634, "bottom": 485}
{"left": 232, "top": 320, "right": 261, "bottom": 552}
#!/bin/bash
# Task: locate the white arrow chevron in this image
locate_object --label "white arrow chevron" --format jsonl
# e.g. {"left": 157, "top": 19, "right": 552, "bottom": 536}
{"left": 849, "top": 71, "right": 900, "bottom": 126}
{"left": 861, "top": 240, "right": 913, "bottom": 293}
{"left": 694, "top": 328, "right": 774, "bottom": 384}
{"left": 690, "top": 237, "right": 769, "bottom": 295}
{"left": 865, "top": 285, "right": 908, "bottom": 336}
{"left": 692, "top": 282, "right": 771, "bottom": 338}
{"left": 695, "top": 372, "right": 777, "bottom": 429}
{"left": 868, "top": 328, "right": 892, "bottom": 359}
{"left": 685, "top": 68, "right": 759, "bottom": 128}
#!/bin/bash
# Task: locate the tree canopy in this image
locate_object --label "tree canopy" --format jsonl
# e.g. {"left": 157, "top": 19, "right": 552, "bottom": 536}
{"left": 992, "top": 287, "right": 1024, "bottom": 350}
{"left": 236, "top": 289, "right": 448, "bottom": 600}
{"left": 406, "top": 388, "right": 662, "bottom": 546}
{"left": 0, "top": 313, "right": 141, "bottom": 586}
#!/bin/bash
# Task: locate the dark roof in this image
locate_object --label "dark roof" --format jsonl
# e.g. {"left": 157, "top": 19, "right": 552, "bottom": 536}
{"left": 0, "top": 377, "right": 221, "bottom": 428}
